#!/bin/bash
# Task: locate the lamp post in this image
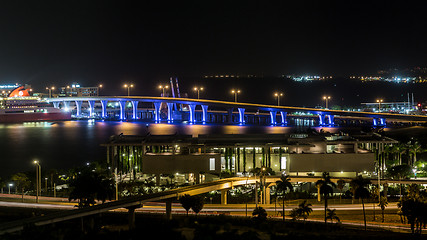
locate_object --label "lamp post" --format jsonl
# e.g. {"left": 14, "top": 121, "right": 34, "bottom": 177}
{"left": 46, "top": 87, "right": 55, "bottom": 98}
{"left": 33, "top": 160, "right": 41, "bottom": 203}
{"left": 231, "top": 89, "right": 240, "bottom": 102}
{"left": 124, "top": 84, "right": 134, "bottom": 96}
{"left": 323, "top": 96, "right": 331, "bottom": 109}
{"left": 158, "top": 85, "right": 169, "bottom": 97}
{"left": 376, "top": 99, "right": 383, "bottom": 112}
{"left": 8, "top": 183, "right": 13, "bottom": 194}
{"left": 193, "top": 87, "right": 203, "bottom": 99}
{"left": 98, "top": 84, "right": 103, "bottom": 96}
{"left": 274, "top": 92, "right": 283, "bottom": 106}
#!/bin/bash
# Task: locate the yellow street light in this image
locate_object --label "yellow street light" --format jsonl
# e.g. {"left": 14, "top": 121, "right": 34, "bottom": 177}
{"left": 159, "top": 85, "right": 169, "bottom": 97}
{"left": 274, "top": 92, "right": 283, "bottom": 106}
{"left": 193, "top": 87, "right": 204, "bottom": 99}
{"left": 323, "top": 96, "right": 331, "bottom": 109}
{"left": 376, "top": 99, "right": 383, "bottom": 112}
{"left": 33, "top": 160, "right": 41, "bottom": 203}
{"left": 124, "top": 84, "right": 134, "bottom": 96}
{"left": 231, "top": 89, "right": 241, "bottom": 102}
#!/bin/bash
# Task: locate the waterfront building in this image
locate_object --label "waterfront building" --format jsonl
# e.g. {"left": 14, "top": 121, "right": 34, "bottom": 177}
{"left": 59, "top": 83, "right": 99, "bottom": 97}
{"left": 102, "top": 131, "right": 397, "bottom": 185}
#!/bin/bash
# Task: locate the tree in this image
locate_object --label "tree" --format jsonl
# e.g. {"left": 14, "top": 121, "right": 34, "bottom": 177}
{"left": 252, "top": 206, "right": 267, "bottom": 220}
{"left": 392, "top": 144, "right": 407, "bottom": 165}
{"left": 378, "top": 196, "right": 388, "bottom": 223}
{"left": 316, "top": 172, "right": 336, "bottom": 224}
{"left": 11, "top": 173, "right": 31, "bottom": 202}
{"left": 275, "top": 174, "right": 293, "bottom": 221}
{"left": 68, "top": 169, "right": 114, "bottom": 208}
{"left": 326, "top": 208, "right": 340, "bottom": 223}
{"left": 351, "top": 175, "right": 371, "bottom": 230}
{"left": 337, "top": 179, "right": 346, "bottom": 203}
{"left": 191, "top": 195, "right": 204, "bottom": 216}
{"left": 407, "top": 141, "right": 424, "bottom": 166}
{"left": 388, "top": 164, "right": 412, "bottom": 198}
{"left": 370, "top": 186, "right": 379, "bottom": 221}
{"left": 296, "top": 200, "right": 312, "bottom": 221}
{"left": 179, "top": 194, "right": 194, "bottom": 216}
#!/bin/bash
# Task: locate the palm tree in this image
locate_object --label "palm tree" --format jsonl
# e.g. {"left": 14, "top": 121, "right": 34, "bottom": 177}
{"left": 316, "top": 172, "right": 336, "bottom": 224}
{"left": 252, "top": 206, "right": 267, "bottom": 220}
{"left": 191, "top": 195, "right": 204, "bottom": 216}
{"left": 276, "top": 174, "right": 293, "bottom": 221}
{"left": 337, "top": 179, "right": 346, "bottom": 203}
{"left": 11, "top": 173, "right": 31, "bottom": 202}
{"left": 326, "top": 208, "right": 340, "bottom": 223}
{"left": 392, "top": 144, "right": 407, "bottom": 165}
{"left": 350, "top": 175, "right": 371, "bottom": 230}
{"left": 297, "top": 200, "right": 313, "bottom": 221}
{"left": 179, "top": 194, "right": 194, "bottom": 216}
{"left": 378, "top": 196, "right": 388, "bottom": 223}
{"left": 370, "top": 186, "right": 379, "bottom": 221}
{"left": 407, "top": 141, "right": 424, "bottom": 167}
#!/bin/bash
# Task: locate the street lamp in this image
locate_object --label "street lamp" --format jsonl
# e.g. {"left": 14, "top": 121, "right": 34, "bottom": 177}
{"left": 158, "top": 85, "right": 169, "bottom": 97}
{"left": 231, "top": 89, "right": 241, "bottom": 102}
{"left": 8, "top": 183, "right": 13, "bottom": 194}
{"left": 124, "top": 84, "right": 134, "bottom": 96}
{"left": 274, "top": 92, "right": 283, "bottom": 106}
{"left": 376, "top": 99, "right": 383, "bottom": 112}
{"left": 323, "top": 96, "right": 331, "bottom": 109}
{"left": 33, "top": 160, "right": 41, "bottom": 203}
{"left": 98, "top": 84, "right": 103, "bottom": 96}
{"left": 193, "top": 87, "right": 204, "bottom": 99}
{"left": 46, "top": 87, "right": 55, "bottom": 98}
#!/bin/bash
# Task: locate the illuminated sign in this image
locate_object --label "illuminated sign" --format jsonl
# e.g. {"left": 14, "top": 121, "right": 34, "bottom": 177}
{"left": 0, "top": 84, "right": 19, "bottom": 89}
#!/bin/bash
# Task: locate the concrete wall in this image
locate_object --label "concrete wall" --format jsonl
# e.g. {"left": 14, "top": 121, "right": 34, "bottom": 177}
{"left": 288, "top": 153, "right": 375, "bottom": 173}
{"left": 142, "top": 153, "right": 221, "bottom": 174}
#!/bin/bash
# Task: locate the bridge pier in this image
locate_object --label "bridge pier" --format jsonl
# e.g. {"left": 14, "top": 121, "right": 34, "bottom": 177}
{"left": 154, "top": 102, "right": 161, "bottom": 121}
{"left": 265, "top": 186, "right": 271, "bottom": 204}
{"left": 326, "top": 114, "right": 334, "bottom": 125}
{"left": 75, "top": 101, "right": 82, "bottom": 117}
{"left": 167, "top": 102, "right": 174, "bottom": 121}
{"left": 221, "top": 189, "right": 228, "bottom": 205}
{"left": 238, "top": 108, "right": 245, "bottom": 124}
{"left": 131, "top": 101, "right": 139, "bottom": 119}
{"left": 227, "top": 108, "right": 233, "bottom": 123}
{"left": 201, "top": 105, "right": 209, "bottom": 122}
{"left": 318, "top": 114, "right": 325, "bottom": 126}
{"left": 88, "top": 100, "right": 95, "bottom": 117}
{"left": 188, "top": 104, "right": 196, "bottom": 123}
{"left": 373, "top": 117, "right": 386, "bottom": 127}
{"left": 63, "top": 101, "right": 71, "bottom": 111}
{"left": 127, "top": 204, "right": 141, "bottom": 230}
{"left": 270, "top": 111, "right": 277, "bottom": 125}
{"left": 280, "top": 111, "right": 287, "bottom": 125}
{"left": 166, "top": 199, "right": 172, "bottom": 220}
{"left": 53, "top": 102, "right": 60, "bottom": 108}
{"left": 119, "top": 101, "right": 127, "bottom": 120}
{"left": 101, "top": 100, "right": 108, "bottom": 118}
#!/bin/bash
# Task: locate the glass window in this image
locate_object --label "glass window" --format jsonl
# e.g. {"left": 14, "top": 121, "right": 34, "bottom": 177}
{"left": 210, "top": 158, "right": 216, "bottom": 171}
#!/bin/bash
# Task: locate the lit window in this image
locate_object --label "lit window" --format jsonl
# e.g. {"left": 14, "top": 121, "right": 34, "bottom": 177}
{"left": 281, "top": 156, "right": 287, "bottom": 170}
{"left": 209, "top": 158, "right": 215, "bottom": 171}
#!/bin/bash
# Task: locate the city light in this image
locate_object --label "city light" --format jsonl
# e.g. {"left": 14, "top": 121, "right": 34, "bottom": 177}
{"left": 274, "top": 92, "right": 283, "bottom": 106}
{"left": 159, "top": 85, "right": 169, "bottom": 97}
{"left": 376, "top": 99, "right": 383, "bottom": 112}
{"left": 231, "top": 89, "right": 241, "bottom": 102}
{"left": 323, "top": 96, "right": 331, "bottom": 109}
{"left": 193, "top": 87, "right": 204, "bottom": 99}
{"left": 124, "top": 84, "right": 134, "bottom": 96}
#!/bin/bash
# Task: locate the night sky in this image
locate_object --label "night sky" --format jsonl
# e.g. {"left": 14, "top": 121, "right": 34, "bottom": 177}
{"left": 0, "top": 1, "right": 426, "bottom": 101}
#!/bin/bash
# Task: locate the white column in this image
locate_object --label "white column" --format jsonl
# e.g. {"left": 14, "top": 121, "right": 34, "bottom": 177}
{"left": 131, "top": 100, "right": 139, "bottom": 119}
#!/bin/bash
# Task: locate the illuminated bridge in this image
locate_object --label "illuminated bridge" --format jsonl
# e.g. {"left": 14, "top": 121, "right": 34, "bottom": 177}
{"left": 47, "top": 96, "right": 427, "bottom": 126}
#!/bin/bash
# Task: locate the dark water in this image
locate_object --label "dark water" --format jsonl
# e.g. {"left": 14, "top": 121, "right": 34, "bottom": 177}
{"left": 0, "top": 120, "right": 425, "bottom": 178}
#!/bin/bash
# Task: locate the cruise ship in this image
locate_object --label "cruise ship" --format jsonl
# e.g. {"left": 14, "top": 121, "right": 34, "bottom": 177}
{"left": 0, "top": 86, "right": 71, "bottom": 122}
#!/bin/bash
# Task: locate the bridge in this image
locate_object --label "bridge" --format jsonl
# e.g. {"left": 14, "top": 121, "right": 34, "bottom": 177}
{"left": 1, "top": 175, "right": 426, "bottom": 235}
{"left": 47, "top": 96, "right": 427, "bottom": 126}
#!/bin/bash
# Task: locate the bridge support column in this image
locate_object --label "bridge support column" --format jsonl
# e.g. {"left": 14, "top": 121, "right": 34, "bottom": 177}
{"left": 101, "top": 100, "right": 108, "bottom": 118}
{"left": 156, "top": 174, "right": 161, "bottom": 186}
{"left": 227, "top": 108, "right": 233, "bottom": 123}
{"left": 127, "top": 205, "right": 141, "bottom": 230}
{"left": 201, "top": 105, "right": 209, "bottom": 122}
{"left": 119, "top": 101, "right": 127, "bottom": 120}
{"left": 188, "top": 104, "right": 196, "bottom": 123}
{"left": 63, "top": 101, "right": 71, "bottom": 111}
{"left": 53, "top": 102, "right": 60, "bottom": 108}
{"left": 75, "top": 101, "right": 82, "bottom": 117}
{"left": 270, "top": 111, "right": 277, "bottom": 125}
{"left": 154, "top": 102, "right": 161, "bottom": 121}
{"left": 280, "top": 111, "right": 287, "bottom": 125}
{"left": 327, "top": 115, "right": 334, "bottom": 125}
{"left": 373, "top": 117, "right": 386, "bottom": 127}
{"left": 318, "top": 114, "right": 325, "bottom": 126}
{"left": 221, "top": 189, "right": 228, "bottom": 205}
{"left": 166, "top": 199, "right": 172, "bottom": 220}
{"left": 88, "top": 100, "right": 95, "bottom": 117}
{"left": 167, "top": 102, "right": 174, "bottom": 121}
{"left": 238, "top": 108, "right": 245, "bottom": 124}
{"left": 131, "top": 101, "right": 139, "bottom": 120}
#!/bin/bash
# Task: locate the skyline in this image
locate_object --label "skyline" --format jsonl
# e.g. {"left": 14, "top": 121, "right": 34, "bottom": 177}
{"left": 0, "top": 1, "right": 426, "bottom": 90}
